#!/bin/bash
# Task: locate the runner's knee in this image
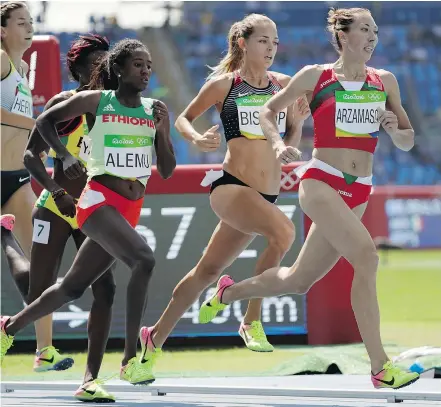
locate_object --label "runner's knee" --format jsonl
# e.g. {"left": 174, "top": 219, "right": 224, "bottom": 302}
{"left": 267, "top": 221, "right": 295, "bottom": 256}
{"left": 286, "top": 263, "right": 318, "bottom": 295}
{"left": 127, "top": 244, "right": 156, "bottom": 275}
{"left": 193, "top": 262, "right": 225, "bottom": 286}
{"left": 61, "top": 281, "right": 87, "bottom": 301}
{"left": 27, "top": 280, "right": 53, "bottom": 304}
{"left": 348, "top": 242, "right": 379, "bottom": 274}
{"left": 92, "top": 274, "right": 116, "bottom": 307}
{"left": 291, "top": 280, "right": 313, "bottom": 295}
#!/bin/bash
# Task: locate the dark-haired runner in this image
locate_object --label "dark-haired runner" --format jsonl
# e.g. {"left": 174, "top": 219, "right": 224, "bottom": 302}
{"left": 1, "top": 38, "right": 176, "bottom": 397}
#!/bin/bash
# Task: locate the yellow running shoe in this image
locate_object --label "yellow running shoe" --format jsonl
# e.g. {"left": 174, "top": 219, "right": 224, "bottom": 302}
{"left": 33, "top": 345, "right": 74, "bottom": 372}
{"left": 199, "top": 275, "right": 235, "bottom": 324}
{"left": 139, "top": 326, "right": 162, "bottom": 381}
{"left": 74, "top": 378, "right": 116, "bottom": 403}
{"left": 120, "top": 357, "right": 155, "bottom": 385}
{"left": 371, "top": 361, "right": 420, "bottom": 389}
{"left": 239, "top": 321, "right": 274, "bottom": 352}
{"left": 0, "top": 316, "right": 14, "bottom": 365}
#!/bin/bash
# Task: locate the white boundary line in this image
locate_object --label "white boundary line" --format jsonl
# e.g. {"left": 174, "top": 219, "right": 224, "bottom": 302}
{"left": 2, "top": 380, "right": 440, "bottom": 404}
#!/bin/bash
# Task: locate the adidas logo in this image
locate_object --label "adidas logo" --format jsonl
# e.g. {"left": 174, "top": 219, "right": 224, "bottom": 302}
{"left": 103, "top": 104, "right": 115, "bottom": 112}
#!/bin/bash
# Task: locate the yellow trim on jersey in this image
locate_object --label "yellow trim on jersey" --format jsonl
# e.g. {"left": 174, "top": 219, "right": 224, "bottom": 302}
{"left": 48, "top": 91, "right": 89, "bottom": 164}
{"left": 35, "top": 189, "right": 79, "bottom": 229}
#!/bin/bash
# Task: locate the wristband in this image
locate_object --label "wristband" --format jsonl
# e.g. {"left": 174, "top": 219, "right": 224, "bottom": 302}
{"left": 51, "top": 188, "right": 67, "bottom": 201}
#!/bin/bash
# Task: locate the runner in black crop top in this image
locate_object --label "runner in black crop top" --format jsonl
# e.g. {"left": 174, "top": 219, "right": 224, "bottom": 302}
{"left": 221, "top": 70, "right": 286, "bottom": 142}
{"left": 141, "top": 14, "right": 311, "bottom": 366}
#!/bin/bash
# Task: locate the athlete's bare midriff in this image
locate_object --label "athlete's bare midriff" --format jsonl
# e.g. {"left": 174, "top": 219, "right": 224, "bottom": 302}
{"left": 223, "top": 137, "right": 281, "bottom": 196}
{"left": 313, "top": 147, "right": 374, "bottom": 177}
{"left": 1, "top": 126, "right": 30, "bottom": 171}
{"left": 92, "top": 174, "right": 145, "bottom": 201}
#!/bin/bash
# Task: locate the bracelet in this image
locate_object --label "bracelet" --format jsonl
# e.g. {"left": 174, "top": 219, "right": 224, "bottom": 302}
{"left": 51, "top": 188, "right": 67, "bottom": 200}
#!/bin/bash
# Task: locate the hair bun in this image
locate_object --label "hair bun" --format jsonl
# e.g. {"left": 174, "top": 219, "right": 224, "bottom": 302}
{"left": 327, "top": 8, "right": 339, "bottom": 26}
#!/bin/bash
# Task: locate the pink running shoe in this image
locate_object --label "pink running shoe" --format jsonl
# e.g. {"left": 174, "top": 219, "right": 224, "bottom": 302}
{"left": 0, "top": 214, "right": 15, "bottom": 231}
{"left": 198, "top": 275, "right": 235, "bottom": 323}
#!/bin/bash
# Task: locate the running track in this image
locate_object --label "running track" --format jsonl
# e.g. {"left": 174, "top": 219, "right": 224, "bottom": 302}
{"left": 2, "top": 376, "right": 440, "bottom": 406}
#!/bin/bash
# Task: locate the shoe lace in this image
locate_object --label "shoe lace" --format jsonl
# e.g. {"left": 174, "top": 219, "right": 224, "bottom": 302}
{"left": 125, "top": 358, "right": 146, "bottom": 378}
{"left": 37, "top": 345, "right": 59, "bottom": 356}
{"left": 93, "top": 373, "right": 118, "bottom": 387}
{"left": 37, "top": 345, "right": 64, "bottom": 357}
{"left": 82, "top": 374, "right": 117, "bottom": 393}
{"left": 383, "top": 361, "right": 403, "bottom": 375}
{"left": 249, "top": 321, "right": 268, "bottom": 342}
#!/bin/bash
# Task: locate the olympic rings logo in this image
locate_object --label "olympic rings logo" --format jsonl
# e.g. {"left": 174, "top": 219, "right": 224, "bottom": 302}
{"left": 280, "top": 169, "right": 300, "bottom": 191}
{"left": 368, "top": 93, "right": 382, "bottom": 102}
{"left": 137, "top": 138, "right": 151, "bottom": 146}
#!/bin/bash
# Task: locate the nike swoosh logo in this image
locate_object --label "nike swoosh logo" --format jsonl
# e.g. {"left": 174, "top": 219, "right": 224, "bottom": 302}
{"left": 84, "top": 389, "right": 96, "bottom": 395}
{"left": 19, "top": 176, "right": 30, "bottom": 182}
{"left": 377, "top": 377, "right": 395, "bottom": 386}
{"left": 241, "top": 328, "right": 252, "bottom": 343}
{"left": 238, "top": 93, "right": 249, "bottom": 98}
{"left": 39, "top": 355, "right": 54, "bottom": 363}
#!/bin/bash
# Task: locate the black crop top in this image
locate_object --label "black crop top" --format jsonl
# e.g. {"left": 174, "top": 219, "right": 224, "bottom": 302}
{"left": 220, "top": 71, "right": 286, "bottom": 142}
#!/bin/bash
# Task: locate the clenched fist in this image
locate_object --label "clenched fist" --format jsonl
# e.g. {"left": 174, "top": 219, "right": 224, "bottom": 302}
{"left": 378, "top": 107, "right": 398, "bottom": 135}
{"left": 273, "top": 142, "right": 301, "bottom": 164}
{"left": 193, "top": 124, "right": 221, "bottom": 152}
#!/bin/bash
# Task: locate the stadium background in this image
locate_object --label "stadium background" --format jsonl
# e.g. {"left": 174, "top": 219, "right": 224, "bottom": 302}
{"left": 26, "top": 0, "right": 441, "bottom": 185}
{"left": 1, "top": 1, "right": 440, "bottom": 357}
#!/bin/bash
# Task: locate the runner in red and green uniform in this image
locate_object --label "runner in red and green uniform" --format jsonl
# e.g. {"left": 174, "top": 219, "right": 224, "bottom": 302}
{"left": 198, "top": 7, "right": 420, "bottom": 390}
{"left": 0, "top": 39, "right": 176, "bottom": 400}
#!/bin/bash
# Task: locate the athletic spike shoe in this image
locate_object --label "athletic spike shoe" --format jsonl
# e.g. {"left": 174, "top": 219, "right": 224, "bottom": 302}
{"left": 0, "top": 214, "right": 15, "bottom": 231}
{"left": 138, "top": 326, "right": 162, "bottom": 382}
{"left": 0, "top": 316, "right": 14, "bottom": 365}
{"left": 199, "top": 275, "right": 235, "bottom": 324}
{"left": 239, "top": 321, "right": 274, "bottom": 352}
{"left": 33, "top": 345, "right": 74, "bottom": 372}
{"left": 74, "top": 378, "right": 116, "bottom": 403}
{"left": 120, "top": 357, "right": 155, "bottom": 385}
{"left": 371, "top": 361, "right": 420, "bottom": 389}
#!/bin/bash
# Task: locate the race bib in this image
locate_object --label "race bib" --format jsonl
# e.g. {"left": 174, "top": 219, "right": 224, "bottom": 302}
{"left": 78, "top": 135, "right": 91, "bottom": 164}
{"left": 104, "top": 134, "right": 153, "bottom": 178}
{"left": 236, "top": 94, "right": 286, "bottom": 139}
{"left": 32, "top": 219, "right": 50, "bottom": 244}
{"left": 335, "top": 91, "right": 386, "bottom": 138}
{"left": 11, "top": 82, "right": 33, "bottom": 118}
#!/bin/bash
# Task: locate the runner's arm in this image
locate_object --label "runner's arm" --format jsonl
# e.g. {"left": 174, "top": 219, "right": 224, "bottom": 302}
{"left": 272, "top": 73, "right": 307, "bottom": 148}
{"left": 260, "top": 66, "right": 317, "bottom": 152}
{"left": 24, "top": 93, "right": 73, "bottom": 193}
{"left": 36, "top": 91, "right": 101, "bottom": 160}
{"left": 153, "top": 100, "right": 176, "bottom": 179}
{"left": 175, "top": 74, "right": 230, "bottom": 145}
{"left": 380, "top": 70, "right": 414, "bottom": 151}
{"left": 284, "top": 98, "right": 310, "bottom": 148}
